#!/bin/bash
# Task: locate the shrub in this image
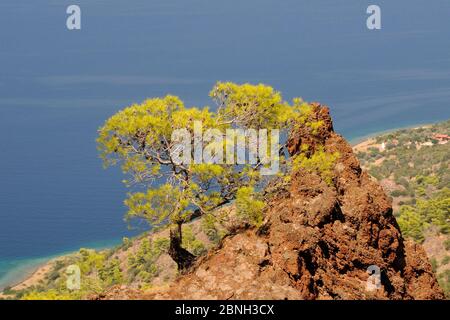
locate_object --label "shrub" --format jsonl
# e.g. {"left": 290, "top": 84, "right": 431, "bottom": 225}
{"left": 236, "top": 186, "right": 265, "bottom": 227}
{"left": 430, "top": 258, "right": 438, "bottom": 273}
{"left": 397, "top": 206, "right": 425, "bottom": 243}
{"left": 391, "top": 189, "right": 409, "bottom": 197}
{"left": 182, "top": 226, "right": 207, "bottom": 256}
{"left": 292, "top": 146, "right": 340, "bottom": 186}
{"left": 444, "top": 239, "right": 450, "bottom": 251}
{"left": 201, "top": 214, "right": 224, "bottom": 244}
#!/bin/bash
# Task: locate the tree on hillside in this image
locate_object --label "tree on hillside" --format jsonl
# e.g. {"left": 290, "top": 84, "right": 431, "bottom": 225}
{"left": 398, "top": 188, "right": 450, "bottom": 243}
{"left": 97, "top": 83, "right": 306, "bottom": 271}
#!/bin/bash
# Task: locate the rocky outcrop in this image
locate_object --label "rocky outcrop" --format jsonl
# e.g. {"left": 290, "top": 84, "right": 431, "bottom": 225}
{"left": 104, "top": 104, "right": 444, "bottom": 300}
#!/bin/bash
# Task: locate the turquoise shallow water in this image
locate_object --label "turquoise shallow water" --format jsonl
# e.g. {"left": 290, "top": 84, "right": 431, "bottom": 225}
{"left": 347, "top": 122, "right": 437, "bottom": 145}
{"left": 1, "top": 0, "right": 450, "bottom": 291}
{"left": 0, "top": 239, "right": 122, "bottom": 291}
{"left": 0, "top": 257, "right": 51, "bottom": 290}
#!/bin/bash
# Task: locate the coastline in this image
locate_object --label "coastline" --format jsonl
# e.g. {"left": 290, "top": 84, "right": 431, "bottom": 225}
{"left": 0, "top": 257, "right": 52, "bottom": 291}
{"left": 9, "top": 257, "right": 59, "bottom": 291}
{"left": 0, "top": 238, "right": 122, "bottom": 294}
{"left": 348, "top": 122, "right": 434, "bottom": 146}
{"left": 0, "top": 121, "right": 441, "bottom": 296}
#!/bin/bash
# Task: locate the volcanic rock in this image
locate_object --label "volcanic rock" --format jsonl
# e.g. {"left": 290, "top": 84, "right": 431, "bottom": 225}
{"left": 107, "top": 104, "right": 445, "bottom": 300}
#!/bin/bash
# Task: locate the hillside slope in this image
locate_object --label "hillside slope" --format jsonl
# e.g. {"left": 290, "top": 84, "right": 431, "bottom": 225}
{"left": 3, "top": 106, "right": 446, "bottom": 300}
{"left": 354, "top": 120, "right": 450, "bottom": 297}
{"left": 106, "top": 104, "right": 444, "bottom": 300}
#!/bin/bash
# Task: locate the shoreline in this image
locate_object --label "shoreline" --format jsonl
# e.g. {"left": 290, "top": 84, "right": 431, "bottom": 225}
{"left": 0, "top": 121, "right": 442, "bottom": 296}
{"left": 9, "top": 257, "right": 60, "bottom": 291}
{"left": 0, "top": 257, "right": 51, "bottom": 292}
{"left": 348, "top": 122, "right": 434, "bottom": 146}
{"left": 0, "top": 239, "right": 122, "bottom": 294}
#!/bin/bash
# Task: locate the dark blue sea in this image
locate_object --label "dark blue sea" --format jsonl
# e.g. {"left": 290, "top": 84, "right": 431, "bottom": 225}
{"left": 1, "top": 0, "right": 450, "bottom": 288}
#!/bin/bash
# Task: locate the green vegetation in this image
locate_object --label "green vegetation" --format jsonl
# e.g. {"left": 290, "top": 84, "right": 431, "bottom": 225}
{"left": 9, "top": 83, "right": 346, "bottom": 300}
{"left": 128, "top": 237, "right": 169, "bottom": 283}
{"left": 9, "top": 248, "right": 123, "bottom": 300}
{"left": 6, "top": 226, "right": 212, "bottom": 300}
{"left": 357, "top": 120, "right": 450, "bottom": 298}
{"left": 96, "top": 82, "right": 317, "bottom": 270}
{"left": 181, "top": 226, "right": 207, "bottom": 256}
{"left": 359, "top": 121, "right": 450, "bottom": 201}
{"left": 397, "top": 188, "right": 450, "bottom": 243}
{"left": 235, "top": 186, "right": 265, "bottom": 227}
{"left": 357, "top": 121, "right": 449, "bottom": 239}
{"left": 438, "top": 270, "right": 450, "bottom": 297}
{"left": 293, "top": 146, "right": 340, "bottom": 186}
{"left": 442, "top": 256, "right": 450, "bottom": 265}
{"left": 1, "top": 83, "right": 361, "bottom": 300}
{"left": 445, "top": 239, "right": 450, "bottom": 251}
{"left": 200, "top": 213, "right": 226, "bottom": 244}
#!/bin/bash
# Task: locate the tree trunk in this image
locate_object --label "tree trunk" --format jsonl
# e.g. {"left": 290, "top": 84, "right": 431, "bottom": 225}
{"left": 168, "top": 223, "right": 196, "bottom": 273}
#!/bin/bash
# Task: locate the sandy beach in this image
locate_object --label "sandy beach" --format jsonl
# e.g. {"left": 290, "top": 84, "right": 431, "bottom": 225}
{"left": 0, "top": 258, "right": 58, "bottom": 299}
{"left": 10, "top": 260, "right": 55, "bottom": 291}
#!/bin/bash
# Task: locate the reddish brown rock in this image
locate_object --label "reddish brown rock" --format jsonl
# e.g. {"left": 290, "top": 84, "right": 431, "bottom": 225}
{"left": 108, "top": 104, "right": 445, "bottom": 300}
{"left": 90, "top": 285, "right": 142, "bottom": 300}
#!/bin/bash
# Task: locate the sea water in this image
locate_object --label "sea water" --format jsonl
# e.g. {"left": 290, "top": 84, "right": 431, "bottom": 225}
{"left": 1, "top": 0, "right": 450, "bottom": 289}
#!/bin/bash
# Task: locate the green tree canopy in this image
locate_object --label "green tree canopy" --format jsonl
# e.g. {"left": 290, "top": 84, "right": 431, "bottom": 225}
{"left": 97, "top": 82, "right": 307, "bottom": 270}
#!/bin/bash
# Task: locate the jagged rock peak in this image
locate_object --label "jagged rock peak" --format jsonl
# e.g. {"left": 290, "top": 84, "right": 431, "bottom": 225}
{"left": 101, "top": 104, "right": 444, "bottom": 300}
